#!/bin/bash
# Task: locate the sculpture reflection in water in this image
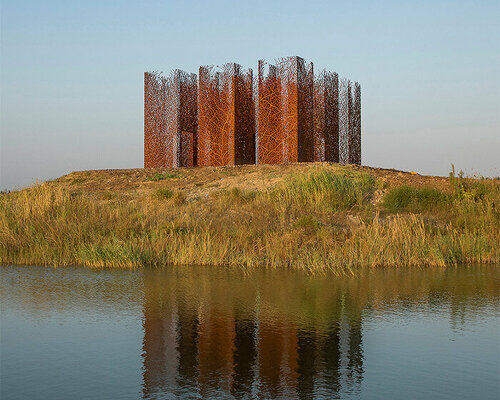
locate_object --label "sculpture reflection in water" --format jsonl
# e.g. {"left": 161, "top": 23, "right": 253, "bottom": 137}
{"left": 1, "top": 265, "right": 496, "bottom": 399}
{"left": 141, "top": 270, "right": 364, "bottom": 399}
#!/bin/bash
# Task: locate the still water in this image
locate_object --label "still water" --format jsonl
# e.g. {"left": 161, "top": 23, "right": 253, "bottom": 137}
{"left": 1, "top": 265, "right": 498, "bottom": 400}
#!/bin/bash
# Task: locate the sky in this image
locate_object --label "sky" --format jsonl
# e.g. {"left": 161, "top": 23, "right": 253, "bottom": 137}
{"left": 1, "top": 0, "right": 499, "bottom": 190}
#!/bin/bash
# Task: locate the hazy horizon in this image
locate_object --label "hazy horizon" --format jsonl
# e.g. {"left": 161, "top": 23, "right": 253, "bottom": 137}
{"left": 1, "top": 0, "right": 499, "bottom": 191}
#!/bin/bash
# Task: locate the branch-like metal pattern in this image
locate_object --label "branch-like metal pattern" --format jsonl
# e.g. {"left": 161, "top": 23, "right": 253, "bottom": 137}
{"left": 198, "top": 64, "right": 255, "bottom": 167}
{"left": 144, "top": 71, "right": 197, "bottom": 168}
{"left": 145, "top": 57, "right": 361, "bottom": 168}
{"left": 144, "top": 72, "right": 167, "bottom": 169}
{"left": 313, "top": 70, "right": 339, "bottom": 162}
{"left": 257, "top": 57, "right": 314, "bottom": 164}
{"left": 256, "top": 61, "right": 281, "bottom": 164}
{"left": 349, "top": 82, "right": 361, "bottom": 165}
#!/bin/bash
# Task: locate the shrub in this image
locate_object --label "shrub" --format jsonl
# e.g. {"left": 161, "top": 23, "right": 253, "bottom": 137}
{"left": 449, "top": 165, "right": 498, "bottom": 202}
{"left": 152, "top": 188, "right": 174, "bottom": 199}
{"left": 295, "top": 215, "right": 320, "bottom": 233}
{"left": 172, "top": 191, "right": 186, "bottom": 205}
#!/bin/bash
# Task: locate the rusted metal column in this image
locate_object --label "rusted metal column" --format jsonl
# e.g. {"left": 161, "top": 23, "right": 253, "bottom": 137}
{"left": 197, "top": 66, "right": 214, "bottom": 167}
{"left": 198, "top": 64, "right": 233, "bottom": 166}
{"left": 144, "top": 70, "right": 197, "bottom": 168}
{"left": 258, "top": 56, "right": 314, "bottom": 164}
{"left": 257, "top": 60, "right": 282, "bottom": 164}
{"left": 297, "top": 58, "right": 314, "bottom": 163}
{"left": 234, "top": 65, "right": 256, "bottom": 165}
{"left": 177, "top": 71, "right": 198, "bottom": 167}
{"left": 144, "top": 72, "right": 167, "bottom": 168}
{"left": 313, "top": 71, "right": 339, "bottom": 163}
{"left": 198, "top": 63, "right": 254, "bottom": 167}
{"left": 338, "top": 78, "right": 351, "bottom": 164}
{"left": 276, "top": 57, "right": 300, "bottom": 163}
{"left": 348, "top": 82, "right": 361, "bottom": 165}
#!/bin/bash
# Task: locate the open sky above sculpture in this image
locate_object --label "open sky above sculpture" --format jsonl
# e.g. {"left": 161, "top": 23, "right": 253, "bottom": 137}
{"left": 144, "top": 56, "right": 361, "bottom": 168}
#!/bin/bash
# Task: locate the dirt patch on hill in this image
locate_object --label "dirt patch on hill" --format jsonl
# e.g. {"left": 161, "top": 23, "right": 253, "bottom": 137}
{"left": 52, "top": 162, "right": 459, "bottom": 202}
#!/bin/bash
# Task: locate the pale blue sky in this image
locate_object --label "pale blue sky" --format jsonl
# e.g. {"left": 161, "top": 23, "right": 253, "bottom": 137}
{"left": 1, "top": 0, "right": 499, "bottom": 190}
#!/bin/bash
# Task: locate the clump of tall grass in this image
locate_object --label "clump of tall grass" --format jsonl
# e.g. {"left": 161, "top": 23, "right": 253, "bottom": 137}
{"left": 294, "top": 215, "right": 320, "bottom": 234}
{"left": 151, "top": 188, "right": 174, "bottom": 199}
{"left": 218, "top": 187, "right": 257, "bottom": 204}
{"left": 449, "top": 164, "right": 498, "bottom": 202}
{"left": 383, "top": 186, "right": 450, "bottom": 213}
{"left": 269, "top": 169, "right": 375, "bottom": 215}
{"left": 151, "top": 188, "right": 185, "bottom": 205}
{"left": 147, "top": 172, "right": 181, "bottom": 182}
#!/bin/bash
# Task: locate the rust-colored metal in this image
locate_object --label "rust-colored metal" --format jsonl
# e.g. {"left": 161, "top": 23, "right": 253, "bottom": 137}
{"left": 256, "top": 60, "right": 281, "bottom": 164}
{"left": 144, "top": 72, "right": 167, "bottom": 168}
{"left": 144, "top": 70, "right": 197, "bottom": 168}
{"left": 338, "top": 78, "right": 351, "bottom": 164}
{"left": 145, "top": 56, "right": 361, "bottom": 169}
{"left": 234, "top": 66, "right": 256, "bottom": 165}
{"left": 257, "top": 57, "right": 314, "bottom": 164}
{"left": 198, "top": 63, "right": 255, "bottom": 167}
{"left": 338, "top": 78, "right": 361, "bottom": 165}
{"left": 314, "top": 70, "right": 339, "bottom": 162}
{"left": 178, "top": 131, "right": 194, "bottom": 168}
{"left": 295, "top": 58, "right": 314, "bottom": 163}
{"left": 349, "top": 82, "right": 361, "bottom": 165}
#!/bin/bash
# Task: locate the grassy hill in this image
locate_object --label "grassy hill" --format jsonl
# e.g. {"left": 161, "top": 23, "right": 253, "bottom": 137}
{"left": 1, "top": 162, "right": 498, "bottom": 273}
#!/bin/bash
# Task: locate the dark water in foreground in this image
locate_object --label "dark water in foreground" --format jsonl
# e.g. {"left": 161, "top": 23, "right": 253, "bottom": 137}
{"left": 1, "top": 265, "right": 498, "bottom": 400}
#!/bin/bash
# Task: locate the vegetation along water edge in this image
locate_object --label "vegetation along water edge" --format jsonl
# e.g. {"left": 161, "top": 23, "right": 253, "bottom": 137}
{"left": 1, "top": 163, "right": 498, "bottom": 274}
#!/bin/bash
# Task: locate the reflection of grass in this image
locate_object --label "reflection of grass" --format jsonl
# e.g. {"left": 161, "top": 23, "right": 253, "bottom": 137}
{"left": 0, "top": 166, "right": 498, "bottom": 272}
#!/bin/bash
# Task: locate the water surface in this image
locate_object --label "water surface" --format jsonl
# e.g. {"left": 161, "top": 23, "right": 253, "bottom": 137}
{"left": 1, "top": 265, "right": 498, "bottom": 399}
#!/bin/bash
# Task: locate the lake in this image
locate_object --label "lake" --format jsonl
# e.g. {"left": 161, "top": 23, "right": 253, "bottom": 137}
{"left": 1, "top": 265, "right": 498, "bottom": 399}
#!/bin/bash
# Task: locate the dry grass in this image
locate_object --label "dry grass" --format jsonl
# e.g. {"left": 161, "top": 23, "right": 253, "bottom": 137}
{"left": 0, "top": 164, "right": 498, "bottom": 273}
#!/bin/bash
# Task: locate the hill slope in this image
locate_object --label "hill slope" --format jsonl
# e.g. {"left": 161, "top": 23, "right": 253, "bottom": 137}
{"left": 1, "top": 162, "right": 498, "bottom": 273}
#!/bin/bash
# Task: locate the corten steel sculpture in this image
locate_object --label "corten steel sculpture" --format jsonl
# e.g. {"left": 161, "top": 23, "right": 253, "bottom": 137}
{"left": 198, "top": 63, "right": 255, "bottom": 167}
{"left": 257, "top": 56, "right": 314, "bottom": 164}
{"left": 145, "top": 56, "right": 361, "bottom": 169}
{"left": 144, "top": 70, "right": 197, "bottom": 168}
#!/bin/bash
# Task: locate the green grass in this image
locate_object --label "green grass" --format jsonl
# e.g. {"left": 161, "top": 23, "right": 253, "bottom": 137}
{"left": 151, "top": 188, "right": 174, "bottom": 199}
{"left": 449, "top": 164, "right": 497, "bottom": 202}
{"left": 269, "top": 169, "right": 376, "bottom": 215}
{"left": 295, "top": 215, "right": 320, "bottom": 233}
{"left": 383, "top": 186, "right": 450, "bottom": 213}
{"left": 70, "top": 177, "right": 88, "bottom": 185}
{"left": 146, "top": 173, "right": 182, "bottom": 182}
{"left": 151, "top": 188, "right": 186, "bottom": 205}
